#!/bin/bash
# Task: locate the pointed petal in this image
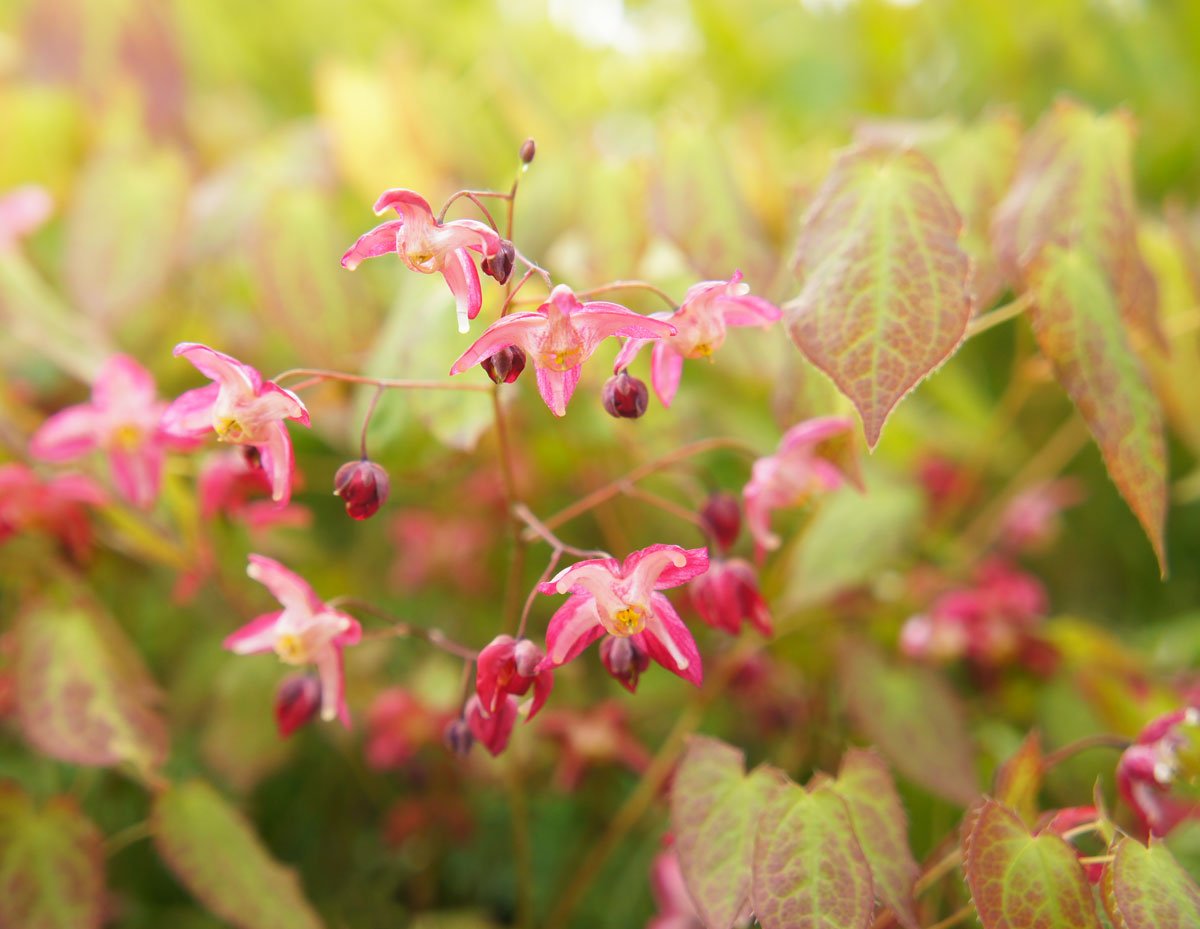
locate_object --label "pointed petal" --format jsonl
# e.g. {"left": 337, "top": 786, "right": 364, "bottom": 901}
{"left": 542, "top": 557, "right": 622, "bottom": 595}
{"left": 108, "top": 444, "right": 164, "bottom": 509}
{"left": 373, "top": 188, "right": 435, "bottom": 219}
{"left": 29, "top": 405, "right": 100, "bottom": 461}
{"left": 449, "top": 312, "right": 545, "bottom": 374}
{"left": 246, "top": 554, "right": 323, "bottom": 614}
{"left": 650, "top": 341, "right": 684, "bottom": 408}
{"left": 642, "top": 594, "right": 703, "bottom": 686}
{"left": 526, "top": 670, "right": 553, "bottom": 721}
{"left": 542, "top": 595, "right": 605, "bottom": 667}
{"left": 256, "top": 422, "right": 295, "bottom": 504}
{"left": 637, "top": 545, "right": 709, "bottom": 590}
{"left": 440, "top": 247, "right": 483, "bottom": 333}
{"left": 223, "top": 610, "right": 282, "bottom": 654}
{"left": 93, "top": 355, "right": 158, "bottom": 410}
{"left": 161, "top": 384, "right": 219, "bottom": 437}
{"left": 314, "top": 645, "right": 349, "bottom": 724}
{"left": 535, "top": 365, "right": 582, "bottom": 417}
{"left": 742, "top": 482, "right": 780, "bottom": 552}
{"left": 173, "top": 343, "right": 262, "bottom": 394}
{"left": 339, "top": 219, "right": 403, "bottom": 270}
{"left": 431, "top": 218, "right": 502, "bottom": 257}
{"left": 476, "top": 635, "right": 517, "bottom": 715}
{"left": 574, "top": 304, "right": 677, "bottom": 358}
{"left": 613, "top": 337, "right": 650, "bottom": 374}
{"left": 717, "top": 293, "right": 783, "bottom": 328}
{"left": 778, "top": 416, "right": 854, "bottom": 454}
{"left": 253, "top": 381, "right": 309, "bottom": 426}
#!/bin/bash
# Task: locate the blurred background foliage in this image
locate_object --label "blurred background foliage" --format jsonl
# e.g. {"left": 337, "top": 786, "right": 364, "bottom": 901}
{"left": 2, "top": 0, "right": 1200, "bottom": 926}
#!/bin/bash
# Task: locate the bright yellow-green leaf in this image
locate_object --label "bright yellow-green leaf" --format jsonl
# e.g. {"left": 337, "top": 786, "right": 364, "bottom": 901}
{"left": 1102, "top": 838, "right": 1200, "bottom": 929}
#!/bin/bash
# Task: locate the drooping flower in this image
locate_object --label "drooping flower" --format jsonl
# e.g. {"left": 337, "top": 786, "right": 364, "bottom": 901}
{"left": 1117, "top": 707, "right": 1200, "bottom": 837}
{"left": 449, "top": 284, "right": 677, "bottom": 417}
{"left": 537, "top": 544, "right": 709, "bottom": 686}
{"left": 743, "top": 416, "right": 860, "bottom": 551}
{"left": 689, "top": 558, "right": 772, "bottom": 637}
{"left": 274, "top": 674, "right": 322, "bottom": 738}
{"left": 340, "top": 188, "right": 504, "bottom": 333}
{"left": 612, "top": 271, "right": 781, "bottom": 407}
{"left": 699, "top": 491, "right": 741, "bottom": 553}
{"left": 162, "top": 343, "right": 309, "bottom": 504}
{"left": 29, "top": 355, "right": 193, "bottom": 508}
{"left": 224, "top": 555, "right": 362, "bottom": 725}
{"left": 465, "top": 693, "right": 520, "bottom": 757}
{"left": 196, "top": 450, "right": 311, "bottom": 530}
{"left": 599, "top": 637, "right": 651, "bottom": 693}
{"left": 475, "top": 635, "right": 553, "bottom": 721}
{"left": 333, "top": 459, "right": 390, "bottom": 520}
{"left": 0, "top": 464, "right": 105, "bottom": 561}
{"left": 602, "top": 370, "right": 650, "bottom": 419}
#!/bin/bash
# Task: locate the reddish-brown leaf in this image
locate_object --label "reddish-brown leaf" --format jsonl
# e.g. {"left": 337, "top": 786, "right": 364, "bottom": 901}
{"left": 993, "top": 731, "right": 1044, "bottom": 827}
{"left": 1102, "top": 838, "right": 1200, "bottom": 929}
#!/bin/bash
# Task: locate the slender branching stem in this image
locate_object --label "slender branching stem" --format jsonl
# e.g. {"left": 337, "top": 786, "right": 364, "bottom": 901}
{"left": 272, "top": 368, "right": 492, "bottom": 393}
{"left": 512, "top": 502, "right": 611, "bottom": 559}
{"left": 963, "top": 294, "right": 1032, "bottom": 339}
{"left": 329, "top": 597, "right": 477, "bottom": 660}
{"left": 359, "top": 385, "right": 384, "bottom": 459}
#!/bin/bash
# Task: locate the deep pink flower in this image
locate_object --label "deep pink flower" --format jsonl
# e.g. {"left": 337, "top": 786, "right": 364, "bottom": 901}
{"left": 613, "top": 271, "right": 781, "bottom": 408}
{"left": 999, "top": 479, "right": 1085, "bottom": 552}
{"left": 196, "top": 450, "right": 311, "bottom": 530}
{"left": 465, "top": 693, "right": 520, "bottom": 757}
{"left": 333, "top": 459, "right": 390, "bottom": 520}
{"left": 699, "top": 491, "right": 741, "bottom": 553}
{"left": 0, "top": 464, "right": 105, "bottom": 561}
{"left": 366, "top": 687, "right": 449, "bottom": 769}
{"left": 475, "top": 635, "right": 553, "bottom": 721}
{"left": 537, "top": 702, "right": 651, "bottom": 791}
{"left": 449, "top": 284, "right": 677, "bottom": 416}
{"left": 162, "top": 343, "right": 310, "bottom": 505}
{"left": 743, "top": 416, "right": 860, "bottom": 551}
{"left": 0, "top": 184, "right": 52, "bottom": 250}
{"left": 274, "top": 674, "right": 322, "bottom": 738}
{"left": 537, "top": 544, "right": 709, "bottom": 686}
{"left": 224, "top": 555, "right": 362, "bottom": 726}
{"left": 689, "top": 558, "right": 772, "bottom": 637}
{"left": 1117, "top": 707, "right": 1200, "bottom": 838}
{"left": 341, "top": 188, "right": 503, "bottom": 333}
{"left": 599, "top": 637, "right": 651, "bottom": 693}
{"left": 30, "top": 355, "right": 189, "bottom": 508}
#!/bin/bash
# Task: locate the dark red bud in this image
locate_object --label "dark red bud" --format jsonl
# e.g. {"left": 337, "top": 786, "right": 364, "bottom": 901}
{"left": 242, "top": 445, "right": 263, "bottom": 470}
{"left": 275, "top": 674, "right": 321, "bottom": 737}
{"left": 443, "top": 717, "right": 475, "bottom": 757}
{"left": 481, "top": 345, "right": 527, "bottom": 384}
{"left": 513, "top": 639, "right": 543, "bottom": 678}
{"left": 333, "top": 459, "right": 390, "bottom": 520}
{"left": 602, "top": 371, "right": 649, "bottom": 419}
{"left": 600, "top": 636, "right": 651, "bottom": 693}
{"left": 519, "top": 138, "right": 536, "bottom": 165}
{"left": 700, "top": 492, "right": 742, "bottom": 552}
{"left": 481, "top": 240, "right": 516, "bottom": 285}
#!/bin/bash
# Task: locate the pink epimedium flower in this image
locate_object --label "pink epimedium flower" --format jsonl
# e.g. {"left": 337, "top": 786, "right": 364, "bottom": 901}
{"left": 162, "top": 343, "right": 309, "bottom": 505}
{"left": 689, "top": 558, "right": 772, "bottom": 637}
{"left": 537, "top": 544, "right": 709, "bottom": 686}
{"left": 1117, "top": 707, "right": 1200, "bottom": 838}
{"left": 224, "top": 555, "right": 362, "bottom": 726}
{"left": 340, "top": 188, "right": 504, "bottom": 334}
{"left": 743, "top": 416, "right": 860, "bottom": 551}
{"left": 475, "top": 635, "right": 553, "bottom": 722}
{"left": 0, "top": 464, "right": 105, "bottom": 562}
{"left": 449, "top": 284, "right": 677, "bottom": 417}
{"left": 612, "top": 271, "right": 782, "bottom": 408}
{"left": 29, "top": 355, "right": 187, "bottom": 509}
{"left": 465, "top": 693, "right": 520, "bottom": 757}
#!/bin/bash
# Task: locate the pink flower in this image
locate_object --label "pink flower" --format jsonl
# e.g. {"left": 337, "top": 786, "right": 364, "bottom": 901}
{"left": 465, "top": 694, "right": 520, "bottom": 757}
{"left": 689, "top": 558, "right": 772, "bottom": 637}
{"left": 537, "top": 702, "right": 651, "bottom": 790}
{"left": 365, "top": 688, "right": 449, "bottom": 769}
{"left": 613, "top": 271, "right": 781, "bottom": 407}
{"left": 475, "top": 635, "right": 553, "bottom": 722}
{"left": 163, "top": 343, "right": 310, "bottom": 505}
{"left": 0, "top": 464, "right": 105, "bottom": 562}
{"left": 449, "top": 284, "right": 677, "bottom": 416}
{"left": 29, "top": 355, "right": 190, "bottom": 508}
{"left": 341, "top": 188, "right": 504, "bottom": 333}
{"left": 1117, "top": 707, "right": 1200, "bottom": 838}
{"left": 0, "top": 184, "right": 52, "bottom": 250}
{"left": 999, "top": 479, "right": 1084, "bottom": 552}
{"left": 196, "top": 450, "right": 311, "bottom": 530}
{"left": 743, "top": 416, "right": 860, "bottom": 551}
{"left": 647, "top": 845, "right": 708, "bottom": 929}
{"left": 224, "top": 555, "right": 362, "bottom": 726}
{"left": 537, "top": 544, "right": 709, "bottom": 686}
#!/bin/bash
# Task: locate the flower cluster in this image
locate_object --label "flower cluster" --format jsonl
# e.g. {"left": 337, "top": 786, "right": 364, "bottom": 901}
{"left": 1117, "top": 707, "right": 1200, "bottom": 837}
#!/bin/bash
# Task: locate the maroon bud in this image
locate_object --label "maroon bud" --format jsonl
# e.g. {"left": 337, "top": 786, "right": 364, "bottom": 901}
{"left": 519, "top": 138, "right": 536, "bottom": 165}
{"left": 513, "top": 639, "right": 543, "bottom": 678}
{"left": 242, "top": 445, "right": 262, "bottom": 470}
{"left": 700, "top": 492, "right": 742, "bottom": 553}
{"left": 275, "top": 674, "right": 321, "bottom": 737}
{"left": 481, "top": 345, "right": 527, "bottom": 384}
{"left": 333, "top": 459, "right": 390, "bottom": 520}
{"left": 600, "top": 636, "right": 651, "bottom": 693}
{"left": 602, "top": 371, "right": 649, "bottom": 419}
{"left": 443, "top": 717, "right": 475, "bottom": 757}
{"left": 481, "top": 240, "right": 516, "bottom": 285}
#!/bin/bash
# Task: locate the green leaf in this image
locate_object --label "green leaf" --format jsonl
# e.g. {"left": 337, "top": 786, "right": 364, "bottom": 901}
{"left": 1027, "top": 245, "right": 1167, "bottom": 574}
{"left": 1102, "top": 838, "right": 1200, "bottom": 929}
{"left": 838, "top": 641, "right": 979, "bottom": 805}
{"left": 670, "top": 736, "right": 783, "bottom": 929}
{"left": 830, "top": 749, "right": 920, "bottom": 929}
{"left": 788, "top": 145, "right": 973, "bottom": 448}
{"left": 965, "top": 799, "right": 1102, "bottom": 929}
{"left": 752, "top": 782, "right": 875, "bottom": 929}
{"left": 152, "top": 780, "right": 325, "bottom": 929}
{"left": 14, "top": 599, "right": 168, "bottom": 776}
{"left": 0, "top": 783, "right": 105, "bottom": 929}
{"left": 993, "top": 730, "right": 1044, "bottom": 827}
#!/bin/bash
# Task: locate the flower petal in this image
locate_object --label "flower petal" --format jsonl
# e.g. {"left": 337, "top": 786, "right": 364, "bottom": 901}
{"left": 256, "top": 421, "right": 295, "bottom": 504}
{"left": 542, "top": 595, "right": 605, "bottom": 667}
{"left": 314, "top": 645, "right": 350, "bottom": 725}
{"left": 573, "top": 303, "right": 677, "bottom": 358}
{"left": 108, "top": 444, "right": 164, "bottom": 509}
{"left": 778, "top": 416, "right": 854, "bottom": 454}
{"left": 224, "top": 610, "right": 282, "bottom": 654}
{"left": 613, "top": 337, "right": 650, "bottom": 374}
{"left": 161, "top": 383, "right": 220, "bottom": 437}
{"left": 650, "top": 341, "right": 684, "bottom": 408}
{"left": 621, "top": 544, "right": 708, "bottom": 591}
{"left": 527, "top": 669, "right": 553, "bottom": 721}
{"left": 29, "top": 404, "right": 100, "bottom": 461}
{"left": 440, "top": 247, "right": 483, "bottom": 333}
{"left": 246, "top": 554, "right": 323, "bottom": 615}
{"left": 542, "top": 557, "right": 622, "bottom": 596}
{"left": 92, "top": 355, "right": 158, "bottom": 410}
{"left": 717, "top": 293, "right": 783, "bottom": 328}
{"left": 373, "top": 188, "right": 435, "bottom": 219}
{"left": 339, "top": 219, "right": 403, "bottom": 270}
{"left": 535, "top": 365, "right": 582, "bottom": 417}
{"left": 174, "top": 342, "right": 262, "bottom": 394}
{"left": 254, "top": 381, "right": 309, "bottom": 427}
{"left": 430, "top": 218, "right": 502, "bottom": 257}
{"left": 641, "top": 594, "right": 703, "bottom": 686}
{"left": 449, "top": 312, "right": 546, "bottom": 374}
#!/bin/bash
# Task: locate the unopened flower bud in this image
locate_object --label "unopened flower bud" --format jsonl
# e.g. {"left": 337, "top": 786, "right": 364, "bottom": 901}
{"left": 481, "top": 240, "right": 516, "bottom": 284}
{"left": 700, "top": 492, "right": 741, "bottom": 552}
{"left": 481, "top": 345, "right": 527, "bottom": 384}
{"left": 600, "top": 636, "right": 651, "bottom": 693}
{"left": 602, "top": 371, "right": 649, "bottom": 419}
{"left": 275, "top": 674, "right": 322, "bottom": 738}
{"left": 333, "top": 459, "right": 390, "bottom": 520}
{"left": 513, "top": 639, "right": 543, "bottom": 678}
{"left": 519, "top": 138, "right": 536, "bottom": 165}
{"left": 443, "top": 717, "right": 475, "bottom": 757}
{"left": 242, "top": 445, "right": 262, "bottom": 470}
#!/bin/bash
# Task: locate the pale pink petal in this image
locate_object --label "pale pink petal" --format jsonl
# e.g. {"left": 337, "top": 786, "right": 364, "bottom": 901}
{"left": 92, "top": 355, "right": 157, "bottom": 410}
{"left": 223, "top": 611, "right": 282, "bottom": 654}
{"left": 246, "top": 554, "right": 323, "bottom": 615}
{"left": 253, "top": 381, "right": 309, "bottom": 426}
{"left": 161, "top": 384, "right": 220, "bottom": 437}
{"left": 535, "top": 365, "right": 582, "bottom": 417}
{"left": 542, "top": 557, "right": 622, "bottom": 596}
{"left": 778, "top": 416, "right": 854, "bottom": 454}
{"left": 173, "top": 343, "right": 261, "bottom": 394}
{"left": 0, "top": 185, "right": 53, "bottom": 248}
{"left": 650, "top": 341, "right": 684, "bottom": 408}
{"left": 430, "top": 218, "right": 502, "bottom": 257}
{"left": 718, "top": 293, "right": 783, "bottom": 328}
{"left": 373, "top": 188, "right": 435, "bottom": 219}
{"left": 440, "top": 247, "right": 483, "bottom": 333}
{"left": 612, "top": 337, "right": 650, "bottom": 374}
{"left": 541, "top": 595, "right": 606, "bottom": 667}
{"left": 256, "top": 421, "right": 295, "bottom": 504}
{"left": 48, "top": 473, "right": 108, "bottom": 506}
{"left": 108, "top": 444, "right": 164, "bottom": 509}
{"left": 339, "top": 219, "right": 403, "bottom": 270}
{"left": 809, "top": 458, "right": 849, "bottom": 492}
{"left": 30, "top": 405, "right": 100, "bottom": 461}
{"left": 629, "top": 544, "right": 709, "bottom": 591}
{"left": 449, "top": 312, "right": 546, "bottom": 374}
{"left": 333, "top": 614, "right": 362, "bottom": 647}
{"left": 743, "top": 483, "right": 780, "bottom": 551}
{"left": 314, "top": 645, "right": 350, "bottom": 725}
{"left": 641, "top": 594, "right": 702, "bottom": 686}
{"left": 573, "top": 303, "right": 677, "bottom": 358}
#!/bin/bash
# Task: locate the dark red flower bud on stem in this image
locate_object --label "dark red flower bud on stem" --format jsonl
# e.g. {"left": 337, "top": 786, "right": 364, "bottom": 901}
{"left": 275, "top": 674, "right": 322, "bottom": 737}
{"left": 699, "top": 492, "right": 741, "bottom": 553}
{"left": 481, "top": 345, "right": 527, "bottom": 384}
{"left": 519, "top": 138, "right": 536, "bottom": 165}
{"left": 602, "top": 371, "right": 649, "bottom": 419}
{"left": 334, "top": 459, "right": 390, "bottom": 520}
{"left": 481, "top": 240, "right": 517, "bottom": 285}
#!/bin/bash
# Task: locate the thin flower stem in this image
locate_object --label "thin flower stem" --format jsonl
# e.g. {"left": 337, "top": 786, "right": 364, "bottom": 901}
{"left": 271, "top": 368, "right": 492, "bottom": 393}
{"left": 963, "top": 294, "right": 1032, "bottom": 339}
{"left": 500, "top": 267, "right": 539, "bottom": 316}
{"left": 493, "top": 389, "right": 520, "bottom": 505}
{"left": 359, "top": 385, "right": 384, "bottom": 460}
{"left": 619, "top": 483, "right": 706, "bottom": 530}
{"left": 329, "top": 597, "right": 478, "bottom": 660}
{"left": 1042, "top": 733, "right": 1132, "bottom": 770}
{"left": 925, "top": 903, "right": 977, "bottom": 929}
{"left": 437, "top": 188, "right": 512, "bottom": 227}
{"left": 105, "top": 821, "right": 152, "bottom": 857}
{"left": 1059, "top": 820, "right": 1105, "bottom": 841}
{"left": 512, "top": 502, "right": 611, "bottom": 559}
{"left": 514, "top": 246, "right": 552, "bottom": 288}
{"left": 568, "top": 280, "right": 678, "bottom": 309}
{"left": 1079, "top": 854, "right": 1116, "bottom": 866}
{"left": 517, "top": 549, "right": 561, "bottom": 640}
{"left": 914, "top": 848, "right": 963, "bottom": 897}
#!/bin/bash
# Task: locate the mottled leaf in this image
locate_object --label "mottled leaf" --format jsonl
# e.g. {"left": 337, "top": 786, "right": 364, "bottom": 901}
{"left": 788, "top": 145, "right": 972, "bottom": 448}
{"left": 152, "top": 780, "right": 324, "bottom": 929}
{"left": 14, "top": 599, "right": 168, "bottom": 776}
{"left": 993, "top": 730, "right": 1043, "bottom": 827}
{"left": 1027, "top": 245, "right": 1167, "bottom": 574}
{"left": 671, "top": 736, "right": 783, "bottom": 929}
{"left": 831, "top": 749, "right": 920, "bottom": 929}
{"left": 1102, "top": 838, "right": 1200, "bottom": 929}
{"left": 965, "top": 799, "right": 1102, "bottom": 929}
{"left": 839, "top": 641, "right": 978, "bottom": 805}
{"left": 0, "top": 784, "right": 105, "bottom": 929}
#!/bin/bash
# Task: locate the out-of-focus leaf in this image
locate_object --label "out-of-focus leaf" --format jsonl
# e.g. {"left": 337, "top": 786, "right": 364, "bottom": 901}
{"left": 965, "top": 799, "right": 1102, "bottom": 929}
{"left": 1102, "top": 838, "right": 1200, "bottom": 929}
{"left": 152, "top": 780, "right": 324, "bottom": 929}
{"left": 838, "top": 641, "right": 978, "bottom": 806}
{"left": 788, "top": 145, "right": 972, "bottom": 448}
{"left": 752, "top": 782, "right": 874, "bottom": 929}
{"left": 992, "top": 730, "right": 1043, "bottom": 827}
{"left": 14, "top": 598, "right": 168, "bottom": 776}
{"left": 201, "top": 659, "right": 293, "bottom": 792}
{"left": 64, "top": 144, "right": 188, "bottom": 320}
{"left": 830, "top": 749, "right": 919, "bottom": 929}
{"left": 0, "top": 784, "right": 105, "bottom": 929}
{"left": 671, "top": 736, "right": 782, "bottom": 929}
{"left": 1027, "top": 246, "right": 1167, "bottom": 575}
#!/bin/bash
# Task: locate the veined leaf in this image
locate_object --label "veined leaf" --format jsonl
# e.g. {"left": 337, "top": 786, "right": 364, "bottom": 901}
{"left": 1027, "top": 245, "right": 1167, "bottom": 574}
{"left": 152, "top": 780, "right": 324, "bottom": 929}
{"left": 993, "top": 730, "right": 1044, "bottom": 827}
{"left": 788, "top": 145, "right": 972, "bottom": 448}
{"left": 1102, "top": 838, "right": 1200, "bottom": 929}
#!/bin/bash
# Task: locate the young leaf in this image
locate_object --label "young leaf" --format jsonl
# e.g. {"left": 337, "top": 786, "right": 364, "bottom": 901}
{"left": 830, "top": 749, "right": 920, "bottom": 929}
{"left": 1027, "top": 245, "right": 1167, "bottom": 574}
{"left": 14, "top": 599, "right": 168, "bottom": 776}
{"left": 788, "top": 145, "right": 973, "bottom": 448}
{"left": 965, "top": 799, "right": 1102, "bottom": 929}
{"left": 752, "top": 782, "right": 875, "bottom": 929}
{"left": 993, "top": 731, "right": 1044, "bottom": 827}
{"left": 1102, "top": 838, "right": 1200, "bottom": 929}
{"left": 0, "top": 784, "right": 105, "bottom": 929}
{"left": 152, "top": 780, "right": 325, "bottom": 929}
{"left": 670, "top": 736, "right": 784, "bottom": 929}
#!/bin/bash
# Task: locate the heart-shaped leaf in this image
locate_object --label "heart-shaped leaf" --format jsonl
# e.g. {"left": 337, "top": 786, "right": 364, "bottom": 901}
{"left": 1102, "top": 837, "right": 1200, "bottom": 929}
{"left": 993, "top": 730, "right": 1044, "bottom": 827}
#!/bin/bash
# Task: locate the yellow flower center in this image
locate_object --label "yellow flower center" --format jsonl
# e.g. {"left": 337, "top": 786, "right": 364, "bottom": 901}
{"left": 275, "top": 633, "right": 310, "bottom": 665}
{"left": 691, "top": 342, "right": 713, "bottom": 357}
{"left": 612, "top": 604, "right": 645, "bottom": 636}
{"left": 540, "top": 347, "right": 581, "bottom": 371}
{"left": 111, "top": 423, "right": 143, "bottom": 450}
{"left": 215, "top": 416, "right": 245, "bottom": 442}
